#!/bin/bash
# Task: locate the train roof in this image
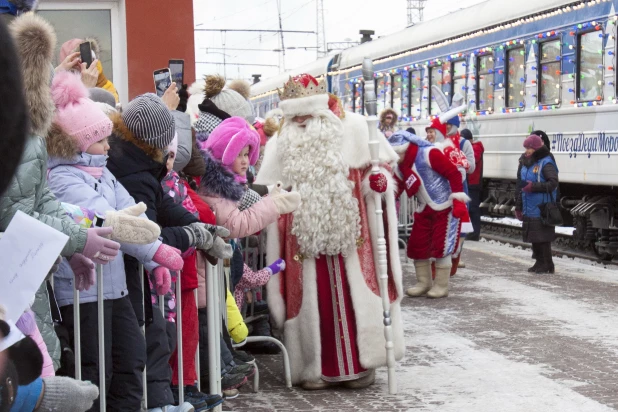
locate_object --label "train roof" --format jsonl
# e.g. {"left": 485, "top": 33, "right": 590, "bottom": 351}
{"left": 335, "top": 0, "right": 577, "bottom": 71}
{"left": 250, "top": 56, "right": 332, "bottom": 97}
{"left": 251, "top": 0, "right": 578, "bottom": 97}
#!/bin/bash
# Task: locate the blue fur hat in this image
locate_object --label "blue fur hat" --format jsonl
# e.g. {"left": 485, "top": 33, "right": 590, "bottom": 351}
{"left": 0, "top": 0, "right": 38, "bottom": 15}
{"left": 387, "top": 130, "right": 417, "bottom": 147}
{"left": 446, "top": 115, "right": 460, "bottom": 128}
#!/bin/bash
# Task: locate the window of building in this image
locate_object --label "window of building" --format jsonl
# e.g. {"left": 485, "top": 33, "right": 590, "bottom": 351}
{"left": 476, "top": 54, "right": 494, "bottom": 112}
{"left": 506, "top": 47, "right": 526, "bottom": 108}
{"left": 539, "top": 39, "right": 561, "bottom": 105}
{"left": 429, "top": 66, "right": 442, "bottom": 115}
{"left": 376, "top": 76, "right": 388, "bottom": 114}
{"left": 355, "top": 82, "right": 364, "bottom": 114}
{"left": 577, "top": 30, "right": 604, "bottom": 102}
{"left": 343, "top": 81, "right": 354, "bottom": 112}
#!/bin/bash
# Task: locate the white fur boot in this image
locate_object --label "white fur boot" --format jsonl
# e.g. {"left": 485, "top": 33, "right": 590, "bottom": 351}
{"left": 427, "top": 257, "right": 451, "bottom": 298}
{"left": 406, "top": 260, "right": 432, "bottom": 297}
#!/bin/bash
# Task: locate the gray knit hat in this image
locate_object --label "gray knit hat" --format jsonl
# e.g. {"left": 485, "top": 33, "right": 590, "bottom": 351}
{"left": 89, "top": 87, "right": 116, "bottom": 109}
{"left": 122, "top": 93, "right": 175, "bottom": 148}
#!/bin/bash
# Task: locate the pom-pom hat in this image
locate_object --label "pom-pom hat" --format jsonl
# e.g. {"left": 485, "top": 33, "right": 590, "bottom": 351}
{"left": 51, "top": 71, "right": 113, "bottom": 151}
{"left": 202, "top": 117, "right": 260, "bottom": 167}
{"left": 523, "top": 134, "right": 544, "bottom": 150}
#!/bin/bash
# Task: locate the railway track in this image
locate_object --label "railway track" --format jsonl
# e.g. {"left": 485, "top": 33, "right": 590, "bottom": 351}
{"left": 480, "top": 218, "right": 618, "bottom": 266}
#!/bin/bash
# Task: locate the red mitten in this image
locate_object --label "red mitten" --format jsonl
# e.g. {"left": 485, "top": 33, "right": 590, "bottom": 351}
{"left": 452, "top": 200, "right": 468, "bottom": 220}
{"left": 153, "top": 266, "right": 172, "bottom": 295}
{"left": 369, "top": 173, "right": 388, "bottom": 193}
{"left": 152, "top": 243, "right": 183, "bottom": 271}
{"left": 515, "top": 210, "right": 524, "bottom": 221}
{"left": 399, "top": 166, "right": 421, "bottom": 196}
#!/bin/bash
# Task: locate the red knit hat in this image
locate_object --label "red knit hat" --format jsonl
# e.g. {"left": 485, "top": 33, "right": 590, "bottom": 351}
{"left": 425, "top": 117, "right": 447, "bottom": 140}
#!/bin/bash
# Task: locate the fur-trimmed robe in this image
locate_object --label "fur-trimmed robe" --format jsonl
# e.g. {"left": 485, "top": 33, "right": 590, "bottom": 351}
{"left": 255, "top": 111, "right": 405, "bottom": 384}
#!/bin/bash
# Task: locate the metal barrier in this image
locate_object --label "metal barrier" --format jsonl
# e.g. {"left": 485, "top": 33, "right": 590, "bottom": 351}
{"left": 398, "top": 192, "right": 416, "bottom": 249}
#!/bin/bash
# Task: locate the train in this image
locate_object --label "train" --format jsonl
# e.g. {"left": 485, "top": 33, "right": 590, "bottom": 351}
{"left": 249, "top": 0, "right": 618, "bottom": 259}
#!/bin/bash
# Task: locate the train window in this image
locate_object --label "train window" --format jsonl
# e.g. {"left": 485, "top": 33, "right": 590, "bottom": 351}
{"left": 429, "top": 66, "right": 441, "bottom": 115}
{"left": 476, "top": 54, "right": 494, "bottom": 112}
{"left": 355, "top": 81, "right": 364, "bottom": 114}
{"left": 451, "top": 59, "right": 467, "bottom": 106}
{"left": 577, "top": 30, "right": 604, "bottom": 102}
{"left": 343, "top": 81, "right": 354, "bottom": 112}
{"left": 506, "top": 46, "right": 525, "bottom": 109}
{"left": 539, "top": 40, "right": 561, "bottom": 105}
{"left": 410, "top": 69, "right": 422, "bottom": 119}
{"left": 392, "top": 74, "right": 404, "bottom": 117}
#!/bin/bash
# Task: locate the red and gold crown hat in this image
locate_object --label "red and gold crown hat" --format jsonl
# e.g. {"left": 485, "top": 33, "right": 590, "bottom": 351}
{"left": 277, "top": 74, "right": 329, "bottom": 117}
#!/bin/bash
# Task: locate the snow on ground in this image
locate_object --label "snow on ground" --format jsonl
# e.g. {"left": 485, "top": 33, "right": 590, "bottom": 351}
{"left": 371, "top": 306, "right": 615, "bottom": 412}
{"left": 481, "top": 216, "right": 576, "bottom": 236}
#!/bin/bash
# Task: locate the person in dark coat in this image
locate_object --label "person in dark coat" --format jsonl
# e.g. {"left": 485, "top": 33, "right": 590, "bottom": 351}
{"left": 106, "top": 93, "right": 230, "bottom": 410}
{"left": 461, "top": 129, "right": 484, "bottom": 240}
{"left": 515, "top": 134, "right": 559, "bottom": 274}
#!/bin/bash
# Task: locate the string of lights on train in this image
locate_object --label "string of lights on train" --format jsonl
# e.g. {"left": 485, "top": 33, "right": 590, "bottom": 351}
{"left": 251, "top": 0, "right": 617, "bottom": 115}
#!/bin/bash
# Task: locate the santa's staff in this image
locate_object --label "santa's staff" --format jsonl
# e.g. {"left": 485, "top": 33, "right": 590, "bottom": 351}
{"left": 362, "top": 57, "right": 398, "bottom": 395}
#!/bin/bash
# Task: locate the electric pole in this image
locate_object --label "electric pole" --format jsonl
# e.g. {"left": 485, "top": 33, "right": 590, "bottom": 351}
{"left": 407, "top": 0, "right": 427, "bottom": 26}
{"left": 316, "top": 0, "right": 327, "bottom": 58}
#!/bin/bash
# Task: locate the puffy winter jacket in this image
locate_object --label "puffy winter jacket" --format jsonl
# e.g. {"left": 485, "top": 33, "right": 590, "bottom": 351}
{"left": 0, "top": 136, "right": 87, "bottom": 257}
{"left": 47, "top": 149, "right": 161, "bottom": 306}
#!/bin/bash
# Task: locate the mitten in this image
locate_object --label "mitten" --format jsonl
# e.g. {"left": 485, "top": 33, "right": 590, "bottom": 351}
{"left": 522, "top": 181, "right": 533, "bottom": 193}
{"left": 399, "top": 166, "right": 421, "bottom": 196}
{"left": 271, "top": 191, "right": 301, "bottom": 215}
{"left": 183, "top": 223, "right": 214, "bottom": 250}
{"left": 39, "top": 376, "right": 99, "bottom": 412}
{"left": 152, "top": 244, "right": 183, "bottom": 271}
{"left": 202, "top": 224, "right": 230, "bottom": 238}
{"left": 152, "top": 266, "right": 172, "bottom": 295}
{"left": 515, "top": 210, "right": 524, "bottom": 221}
{"left": 452, "top": 199, "right": 468, "bottom": 220}
{"left": 265, "top": 258, "right": 286, "bottom": 276}
{"left": 69, "top": 254, "right": 95, "bottom": 291}
{"left": 208, "top": 236, "right": 233, "bottom": 259}
{"left": 104, "top": 202, "right": 161, "bottom": 244}
{"left": 82, "top": 227, "right": 120, "bottom": 264}
{"left": 369, "top": 173, "right": 388, "bottom": 193}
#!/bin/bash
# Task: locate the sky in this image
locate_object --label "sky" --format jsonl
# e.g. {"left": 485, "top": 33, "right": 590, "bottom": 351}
{"left": 192, "top": 0, "right": 487, "bottom": 83}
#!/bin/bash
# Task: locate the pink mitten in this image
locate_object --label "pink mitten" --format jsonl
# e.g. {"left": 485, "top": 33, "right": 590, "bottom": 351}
{"left": 69, "top": 254, "right": 95, "bottom": 291}
{"left": 82, "top": 227, "right": 121, "bottom": 265}
{"left": 153, "top": 266, "right": 172, "bottom": 295}
{"left": 152, "top": 244, "right": 183, "bottom": 271}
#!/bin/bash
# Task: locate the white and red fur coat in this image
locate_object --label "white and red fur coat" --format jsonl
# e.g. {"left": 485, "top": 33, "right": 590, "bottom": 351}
{"left": 255, "top": 111, "right": 405, "bottom": 384}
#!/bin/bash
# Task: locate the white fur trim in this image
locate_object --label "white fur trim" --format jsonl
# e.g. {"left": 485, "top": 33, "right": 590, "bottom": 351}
{"left": 279, "top": 94, "right": 329, "bottom": 118}
{"left": 282, "top": 258, "right": 322, "bottom": 384}
{"left": 254, "top": 134, "right": 284, "bottom": 186}
{"left": 461, "top": 221, "right": 474, "bottom": 234}
{"left": 265, "top": 219, "right": 286, "bottom": 329}
{"left": 449, "top": 192, "right": 471, "bottom": 203}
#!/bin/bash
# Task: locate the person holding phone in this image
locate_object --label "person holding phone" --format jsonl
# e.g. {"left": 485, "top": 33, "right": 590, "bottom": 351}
{"left": 59, "top": 38, "right": 119, "bottom": 102}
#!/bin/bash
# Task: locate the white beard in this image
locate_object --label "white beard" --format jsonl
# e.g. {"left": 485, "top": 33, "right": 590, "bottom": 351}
{"left": 277, "top": 110, "right": 361, "bottom": 258}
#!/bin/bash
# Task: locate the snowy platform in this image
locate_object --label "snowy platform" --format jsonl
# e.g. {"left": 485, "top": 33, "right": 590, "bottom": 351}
{"left": 482, "top": 215, "right": 576, "bottom": 236}
{"left": 224, "top": 241, "right": 618, "bottom": 411}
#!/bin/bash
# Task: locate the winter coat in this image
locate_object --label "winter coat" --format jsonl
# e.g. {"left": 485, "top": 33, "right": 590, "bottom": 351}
{"left": 516, "top": 146, "right": 559, "bottom": 244}
{"left": 46, "top": 128, "right": 161, "bottom": 305}
{"left": 227, "top": 289, "right": 248, "bottom": 344}
{"left": 171, "top": 110, "right": 192, "bottom": 172}
{"left": 198, "top": 152, "right": 279, "bottom": 239}
{"left": 106, "top": 114, "right": 198, "bottom": 251}
{"left": 468, "top": 141, "right": 485, "bottom": 189}
{"left": 16, "top": 309, "right": 55, "bottom": 378}
{"left": 31, "top": 282, "right": 61, "bottom": 372}
{"left": 106, "top": 114, "right": 199, "bottom": 325}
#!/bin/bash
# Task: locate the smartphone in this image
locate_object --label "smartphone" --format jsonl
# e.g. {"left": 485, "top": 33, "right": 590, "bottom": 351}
{"left": 153, "top": 68, "right": 172, "bottom": 98}
{"left": 79, "top": 41, "right": 93, "bottom": 69}
{"left": 168, "top": 59, "right": 184, "bottom": 86}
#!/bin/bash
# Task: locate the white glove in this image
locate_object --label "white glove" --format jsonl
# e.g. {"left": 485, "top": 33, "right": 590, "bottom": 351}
{"left": 104, "top": 202, "right": 161, "bottom": 244}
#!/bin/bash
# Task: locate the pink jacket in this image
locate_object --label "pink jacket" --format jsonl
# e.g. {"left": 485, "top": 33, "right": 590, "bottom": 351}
{"left": 196, "top": 195, "right": 279, "bottom": 308}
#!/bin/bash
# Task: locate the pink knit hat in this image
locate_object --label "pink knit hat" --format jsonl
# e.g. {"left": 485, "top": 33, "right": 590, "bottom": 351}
{"left": 59, "top": 38, "right": 83, "bottom": 63}
{"left": 52, "top": 71, "right": 113, "bottom": 152}
{"left": 523, "top": 134, "right": 544, "bottom": 150}
{"left": 202, "top": 117, "right": 260, "bottom": 166}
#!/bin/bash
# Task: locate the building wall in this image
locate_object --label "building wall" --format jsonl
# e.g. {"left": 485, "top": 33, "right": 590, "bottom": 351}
{"left": 125, "top": 0, "right": 195, "bottom": 99}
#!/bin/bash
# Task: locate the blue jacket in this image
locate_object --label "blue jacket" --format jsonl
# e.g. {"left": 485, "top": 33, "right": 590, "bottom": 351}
{"left": 47, "top": 152, "right": 161, "bottom": 306}
{"left": 520, "top": 155, "right": 558, "bottom": 218}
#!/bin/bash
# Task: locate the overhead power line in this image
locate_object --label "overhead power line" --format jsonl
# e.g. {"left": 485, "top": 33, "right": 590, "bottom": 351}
{"left": 194, "top": 28, "right": 315, "bottom": 33}
{"left": 196, "top": 61, "right": 280, "bottom": 67}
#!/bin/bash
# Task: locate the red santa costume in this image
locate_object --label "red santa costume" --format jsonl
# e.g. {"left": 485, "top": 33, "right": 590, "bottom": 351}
{"left": 255, "top": 74, "right": 405, "bottom": 389}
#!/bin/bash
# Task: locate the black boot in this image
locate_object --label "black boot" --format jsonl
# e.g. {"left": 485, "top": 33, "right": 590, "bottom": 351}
{"left": 534, "top": 242, "right": 553, "bottom": 274}
{"left": 528, "top": 244, "right": 541, "bottom": 272}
